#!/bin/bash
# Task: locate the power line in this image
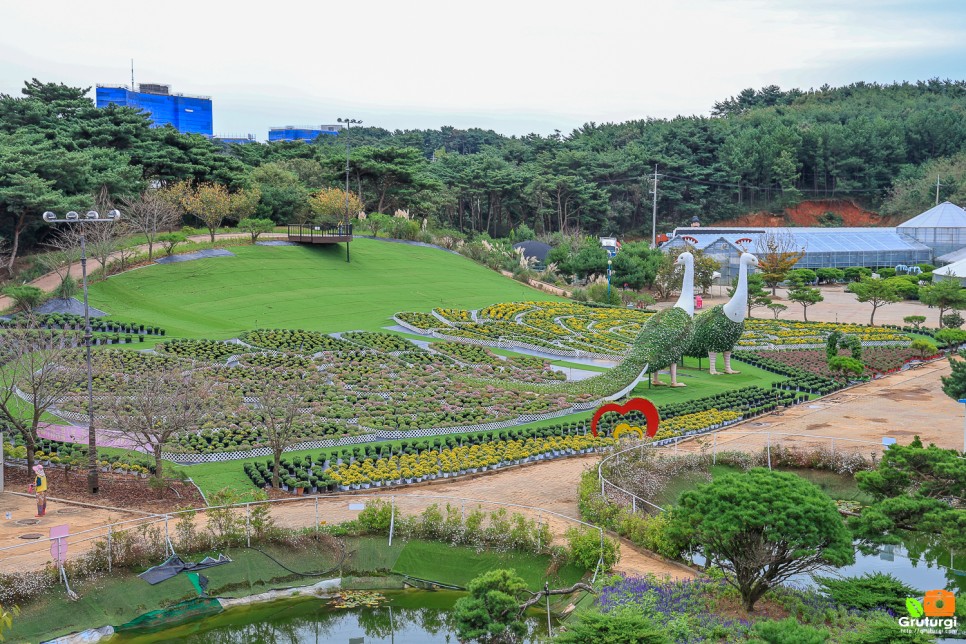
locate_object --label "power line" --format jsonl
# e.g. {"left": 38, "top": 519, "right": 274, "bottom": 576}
{"left": 593, "top": 171, "right": 885, "bottom": 194}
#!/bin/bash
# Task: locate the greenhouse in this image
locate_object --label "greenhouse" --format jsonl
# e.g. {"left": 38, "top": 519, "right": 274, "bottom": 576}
{"left": 662, "top": 227, "right": 933, "bottom": 279}
{"left": 897, "top": 201, "right": 966, "bottom": 259}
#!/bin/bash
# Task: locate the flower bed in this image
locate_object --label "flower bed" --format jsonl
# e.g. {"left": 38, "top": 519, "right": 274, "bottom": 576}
{"left": 244, "top": 430, "right": 615, "bottom": 492}
{"left": 241, "top": 328, "right": 353, "bottom": 353}
{"left": 158, "top": 338, "right": 240, "bottom": 361}
{"left": 401, "top": 301, "right": 914, "bottom": 357}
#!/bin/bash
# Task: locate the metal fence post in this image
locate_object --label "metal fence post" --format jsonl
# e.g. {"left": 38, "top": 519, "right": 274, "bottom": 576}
{"left": 246, "top": 504, "right": 251, "bottom": 548}
{"left": 767, "top": 432, "right": 772, "bottom": 470}
{"left": 537, "top": 513, "right": 541, "bottom": 552}
{"left": 713, "top": 432, "right": 717, "bottom": 465}
{"left": 314, "top": 497, "right": 319, "bottom": 535}
{"left": 389, "top": 496, "right": 396, "bottom": 547}
{"left": 107, "top": 524, "right": 113, "bottom": 573}
{"left": 164, "top": 515, "right": 173, "bottom": 556}
{"left": 632, "top": 496, "right": 637, "bottom": 514}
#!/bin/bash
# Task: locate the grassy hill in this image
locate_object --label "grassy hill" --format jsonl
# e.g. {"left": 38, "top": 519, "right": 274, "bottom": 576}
{"left": 88, "top": 240, "right": 561, "bottom": 338}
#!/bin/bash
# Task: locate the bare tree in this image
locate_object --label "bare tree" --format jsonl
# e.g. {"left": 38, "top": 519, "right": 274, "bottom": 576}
{"left": 0, "top": 321, "right": 82, "bottom": 472}
{"left": 120, "top": 191, "right": 181, "bottom": 260}
{"left": 98, "top": 367, "right": 216, "bottom": 484}
{"left": 257, "top": 379, "right": 311, "bottom": 488}
{"left": 84, "top": 219, "right": 125, "bottom": 279}
{"left": 37, "top": 227, "right": 81, "bottom": 298}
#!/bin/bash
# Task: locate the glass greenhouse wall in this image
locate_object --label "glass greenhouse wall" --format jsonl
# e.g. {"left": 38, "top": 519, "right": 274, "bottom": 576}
{"left": 663, "top": 227, "right": 934, "bottom": 278}
{"left": 897, "top": 227, "right": 966, "bottom": 258}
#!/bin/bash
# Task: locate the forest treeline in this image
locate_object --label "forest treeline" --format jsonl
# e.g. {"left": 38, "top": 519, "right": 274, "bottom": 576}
{"left": 4, "top": 77, "right": 966, "bottom": 268}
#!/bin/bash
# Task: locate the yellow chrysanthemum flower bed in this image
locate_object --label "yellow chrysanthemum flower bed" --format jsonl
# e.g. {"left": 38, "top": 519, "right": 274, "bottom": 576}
{"left": 324, "top": 434, "right": 614, "bottom": 486}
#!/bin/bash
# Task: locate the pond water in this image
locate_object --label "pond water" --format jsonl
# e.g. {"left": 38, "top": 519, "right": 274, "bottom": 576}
{"left": 109, "top": 590, "right": 552, "bottom": 643}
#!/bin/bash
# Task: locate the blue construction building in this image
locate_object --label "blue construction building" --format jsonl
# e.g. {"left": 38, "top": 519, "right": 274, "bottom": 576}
{"left": 96, "top": 83, "right": 213, "bottom": 136}
{"left": 269, "top": 124, "right": 342, "bottom": 142}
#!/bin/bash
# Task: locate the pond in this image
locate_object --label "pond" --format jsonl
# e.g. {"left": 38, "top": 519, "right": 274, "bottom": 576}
{"left": 109, "top": 590, "right": 553, "bottom": 643}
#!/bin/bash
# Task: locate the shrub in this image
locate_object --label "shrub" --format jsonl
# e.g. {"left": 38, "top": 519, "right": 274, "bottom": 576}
{"left": 565, "top": 527, "right": 619, "bottom": 571}
{"left": 814, "top": 573, "right": 920, "bottom": 614}
{"left": 942, "top": 311, "right": 964, "bottom": 328}
{"left": 357, "top": 500, "right": 393, "bottom": 534}
{"left": 749, "top": 618, "right": 829, "bottom": 644}
{"left": 555, "top": 607, "right": 669, "bottom": 643}
{"left": 2, "top": 285, "right": 45, "bottom": 312}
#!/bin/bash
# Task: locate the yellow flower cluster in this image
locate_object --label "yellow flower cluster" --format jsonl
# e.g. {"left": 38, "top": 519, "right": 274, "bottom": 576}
{"left": 324, "top": 434, "right": 614, "bottom": 486}
{"left": 434, "top": 308, "right": 473, "bottom": 324}
{"left": 740, "top": 319, "right": 909, "bottom": 347}
{"left": 479, "top": 302, "right": 545, "bottom": 321}
{"left": 650, "top": 409, "right": 741, "bottom": 441}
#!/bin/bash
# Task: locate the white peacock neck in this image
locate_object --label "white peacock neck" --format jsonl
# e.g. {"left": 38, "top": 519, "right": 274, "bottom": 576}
{"left": 673, "top": 254, "right": 695, "bottom": 317}
{"left": 723, "top": 255, "right": 750, "bottom": 323}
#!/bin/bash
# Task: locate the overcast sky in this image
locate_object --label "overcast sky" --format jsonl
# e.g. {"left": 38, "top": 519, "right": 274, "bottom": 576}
{"left": 2, "top": 0, "right": 965, "bottom": 139}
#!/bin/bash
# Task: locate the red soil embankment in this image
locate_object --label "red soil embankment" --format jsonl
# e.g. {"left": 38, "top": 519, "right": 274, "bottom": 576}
{"left": 716, "top": 200, "right": 884, "bottom": 227}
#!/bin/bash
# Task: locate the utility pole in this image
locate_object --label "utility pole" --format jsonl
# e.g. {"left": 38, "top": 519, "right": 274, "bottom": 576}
{"left": 650, "top": 165, "right": 660, "bottom": 248}
{"left": 336, "top": 117, "right": 361, "bottom": 225}
{"left": 936, "top": 175, "right": 944, "bottom": 206}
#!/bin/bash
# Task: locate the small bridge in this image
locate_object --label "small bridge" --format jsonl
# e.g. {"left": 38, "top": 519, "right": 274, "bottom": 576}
{"left": 286, "top": 223, "right": 353, "bottom": 262}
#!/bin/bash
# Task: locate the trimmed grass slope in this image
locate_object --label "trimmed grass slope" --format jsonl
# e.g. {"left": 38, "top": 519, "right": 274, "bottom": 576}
{"left": 88, "top": 240, "right": 560, "bottom": 339}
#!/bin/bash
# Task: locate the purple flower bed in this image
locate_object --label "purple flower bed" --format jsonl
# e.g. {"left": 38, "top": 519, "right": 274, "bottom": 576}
{"left": 594, "top": 575, "right": 875, "bottom": 643}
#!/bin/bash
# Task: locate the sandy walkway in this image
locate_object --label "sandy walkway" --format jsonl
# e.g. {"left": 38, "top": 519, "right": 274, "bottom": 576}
{"left": 674, "top": 358, "right": 961, "bottom": 455}
{"left": 263, "top": 455, "right": 693, "bottom": 580}
{"left": 0, "top": 493, "right": 149, "bottom": 573}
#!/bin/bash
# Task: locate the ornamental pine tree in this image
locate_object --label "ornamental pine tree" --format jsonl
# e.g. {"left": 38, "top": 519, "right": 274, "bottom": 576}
{"left": 667, "top": 468, "right": 854, "bottom": 612}
{"left": 941, "top": 349, "right": 966, "bottom": 401}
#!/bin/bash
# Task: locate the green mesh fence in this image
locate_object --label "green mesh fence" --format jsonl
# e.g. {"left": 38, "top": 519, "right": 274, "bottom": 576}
{"left": 117, "top": 597, "right": 224, "bottom": 632}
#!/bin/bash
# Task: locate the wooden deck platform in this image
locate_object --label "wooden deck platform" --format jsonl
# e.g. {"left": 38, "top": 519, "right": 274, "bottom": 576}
{"left": 286, "top": 223, "right": 353, "bottom": 261}
{"left": 286, "top": 223, "right": 352, "bottom": 244}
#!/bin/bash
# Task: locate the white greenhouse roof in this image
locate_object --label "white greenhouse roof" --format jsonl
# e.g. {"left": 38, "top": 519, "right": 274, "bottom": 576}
{"left": 897, "top": 202, "right": 966, "bottom": 229}
{"left": 934, "top": 257, "right": 966, "bottom": 278}
{"left": 936, "top": 245, "right": 966, "bottom": 265}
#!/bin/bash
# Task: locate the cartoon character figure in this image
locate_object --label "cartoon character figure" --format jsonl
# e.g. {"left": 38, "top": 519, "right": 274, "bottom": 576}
{"left": 30, "top": 464, "right": 48, "bottom": 517}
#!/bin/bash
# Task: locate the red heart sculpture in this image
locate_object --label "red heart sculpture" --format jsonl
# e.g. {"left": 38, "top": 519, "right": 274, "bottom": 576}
{"left": 590, "top": 397, "right": 660, "bottom": 438}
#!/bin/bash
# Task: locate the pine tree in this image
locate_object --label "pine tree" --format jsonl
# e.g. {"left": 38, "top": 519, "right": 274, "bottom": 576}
{"left": 941, "top": 349, "right": 966, "bottom": 401}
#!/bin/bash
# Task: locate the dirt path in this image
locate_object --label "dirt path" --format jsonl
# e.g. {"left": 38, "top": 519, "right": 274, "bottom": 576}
{"left": 674, "top": 358, "right": 961, "bottom": 455}
{"left": 0, "top": 455, "right": 693, "bottom": 579}
{"left": 264, "top": 455, "right": 693, "bottom": 580}
{"left": 0, "top": 492, "right": 149, "bottom": 573}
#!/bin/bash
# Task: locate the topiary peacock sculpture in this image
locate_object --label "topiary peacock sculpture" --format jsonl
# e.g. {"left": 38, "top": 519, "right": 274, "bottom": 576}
{"left": 686, "top": 251, "right": 759, "bottom": 375}
{"left": 634, "top": 250, "right": 697, "bottom": 387}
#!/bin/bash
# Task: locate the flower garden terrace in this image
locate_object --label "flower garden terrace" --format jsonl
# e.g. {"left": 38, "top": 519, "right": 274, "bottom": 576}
{"left": 395, "top": 301, "right": 912, "bottom": 355}
{"left": 17, "top": 298, "right": 934, "bottom": 466}
{"left": 44, "top": 331, "right": 592, "bottom": 446}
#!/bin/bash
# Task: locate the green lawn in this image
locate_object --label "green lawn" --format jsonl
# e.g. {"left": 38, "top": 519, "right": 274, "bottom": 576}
{"left": 88, "top": 240, "right": 561, "bottom": 339}
{"left": 390, "top": 540, "right": 585, "bottom": 590}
